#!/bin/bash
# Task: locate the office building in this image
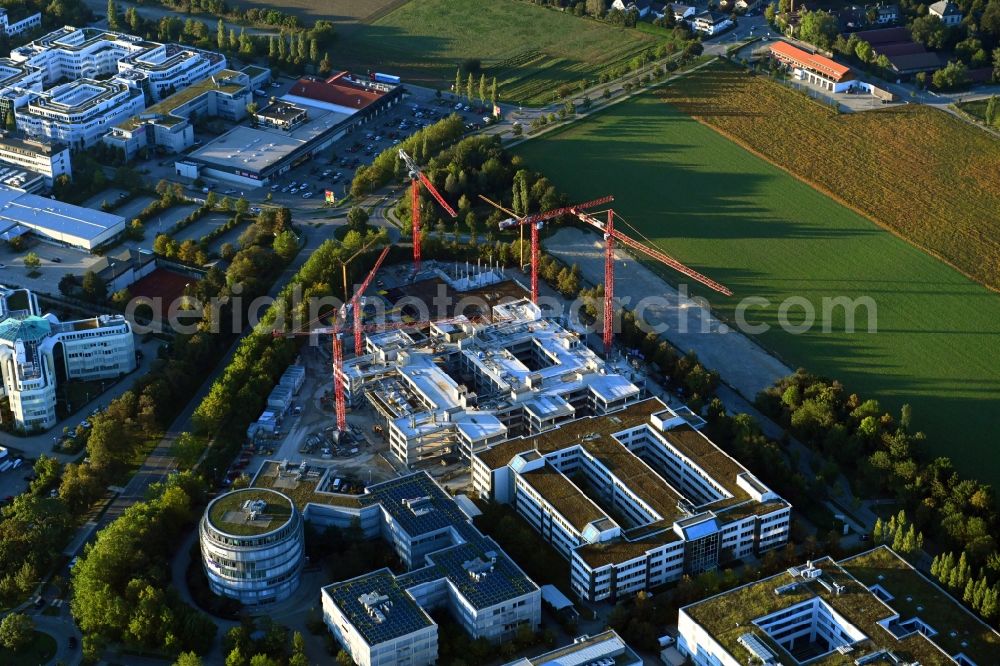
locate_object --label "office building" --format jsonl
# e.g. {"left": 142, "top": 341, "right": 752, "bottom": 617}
{"left": 0, "top": 9, "right": 40, "bottom": 37}
{"left": 677, "top": 546, "right": 1000, "bottom": 666}
{"left": 6, "top": 27, "right": 226, "bottom": 148}
{"left": 502, "top": 630, "right": 642, "bottom": 666}
{"left": 0, "top": 133, "right": 70, "bottom": 186}
{"left": 245, "top": 463, "right": 540, "bottom": 666}
{"left": 199, "top": 487, "right": 305, "bottom": 605}
{"left": 472, "top": 398, "right": 790, "bottom": 603}
{"left": 16, "top": 79, "right": 145, "bottom": 149}
{"left": 105, "top": 70, "right": 251, "bottom": 159}
{"left": 340, "top": 298, "right": 643, "bottom": 466}
{"left": 0, "top": 286, "right": 135, "bottom": 431}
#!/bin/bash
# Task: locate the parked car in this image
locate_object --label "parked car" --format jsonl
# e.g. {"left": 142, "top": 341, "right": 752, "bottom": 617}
{"left": 50, "top": 257, "right": 62, "bottom": 263}
{"left": 68, "top": 636, "right": 77, "bottom": 649}
{"left": 302, "top": 191, "right": 313, "bottom": 199}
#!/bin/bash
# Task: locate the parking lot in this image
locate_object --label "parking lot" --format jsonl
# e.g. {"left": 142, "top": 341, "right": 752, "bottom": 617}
{"left": 0, "top": 239, "right": 102, "bottom": 293}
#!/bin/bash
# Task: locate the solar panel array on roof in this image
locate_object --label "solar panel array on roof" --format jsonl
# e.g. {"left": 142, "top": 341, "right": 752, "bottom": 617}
{"left": 352, "top": 473, "right": 538, "bottom": 612}
{"left": 324, "top": 569, "right": 433, "bottom": 646}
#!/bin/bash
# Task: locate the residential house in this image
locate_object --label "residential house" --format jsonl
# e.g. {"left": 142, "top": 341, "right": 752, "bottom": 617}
{"left": 928, "top": 0, "right": 962, "bottom": 26}
{"left": 873, "top": 3, "right": 899, "bottom": 24}
{"left": 692, "top": 10, "right": 734, "bottom": 35}
{"left": 611, "top": 0, "right": 653, "bottom": 16}
{"left": 668, "top": 2, "right": 697, "bottom": 21}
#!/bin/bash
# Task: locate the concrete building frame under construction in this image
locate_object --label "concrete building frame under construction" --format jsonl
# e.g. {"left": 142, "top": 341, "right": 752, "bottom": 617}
{"left": 338, "top": 298, "right": 643, "bottom": 467}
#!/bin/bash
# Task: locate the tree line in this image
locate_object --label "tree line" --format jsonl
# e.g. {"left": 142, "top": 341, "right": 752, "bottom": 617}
{"left": 757, "top": 369, "right": 1000, "bottom": 626}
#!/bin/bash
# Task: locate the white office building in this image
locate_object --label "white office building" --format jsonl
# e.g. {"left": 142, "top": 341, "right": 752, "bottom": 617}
{"left": 339, "top": 298, "right": 643, "bottom": 466}
{"left": 678, "top": 547, "right": 1000, "bottom": 666}
{"left": 473, "top": 398, "right": 790, "bottom": 603}
{"left": 199, "top": 488, "right": 305, "bottom": 605}
{"left": 16, "top": 79, "right": 145, "bottom": 149}
{"left": 0, "top": 287, "right": 135, "bottom": 431}
{"left": 0, "top": 9, "right": 41, "bottom": 38}
{"left": 0, "top": 133, "right": 70, "bottom": 186}
{"left": 5, "top": 26, "right": 226, "bottom": 149}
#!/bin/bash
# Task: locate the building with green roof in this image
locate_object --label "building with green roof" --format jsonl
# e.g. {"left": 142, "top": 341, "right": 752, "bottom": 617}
{"left": 677, "top": 546, "right": 1000, "bottom": 666}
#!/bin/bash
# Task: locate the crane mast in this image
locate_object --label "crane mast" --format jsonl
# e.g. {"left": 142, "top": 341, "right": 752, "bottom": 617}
{"left": 399, "top": 149, "right": 457, "bottom": 274}
{"left": 575, "top": 209, "right": 732, "bottom": 356}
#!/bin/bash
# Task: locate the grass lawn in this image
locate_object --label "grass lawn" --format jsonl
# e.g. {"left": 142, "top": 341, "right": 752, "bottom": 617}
{"left": 333, "top": 0, "right": 667, "bottom": 105}
{"left": 514, "top": 84, "right": 1000, "bottom": 487}
{"left": 0, "top": 630, "right": 57, "bottom": 665}
{"left": 956, "top": 98, "right": 999, "bottom": 127}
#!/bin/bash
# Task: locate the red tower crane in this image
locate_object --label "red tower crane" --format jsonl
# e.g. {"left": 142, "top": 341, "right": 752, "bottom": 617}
{"left": 574, "top": 208, "right": 732, "bottom": 356}
{"left": 478, "top": 194, "right": 614, "bottom": 303}
{"left": 273, "top": 245, "right": 389, "bottom": 432}
{"left": 350, "top": 245, "right": 391, "bottom": 353}
{"left": 399, "top": 149, "right": 457, "bottom": 273}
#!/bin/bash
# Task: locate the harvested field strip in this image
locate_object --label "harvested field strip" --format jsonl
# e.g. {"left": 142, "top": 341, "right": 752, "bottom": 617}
{"left": 658, "top": 62, "right": 1000, "bottom": 290}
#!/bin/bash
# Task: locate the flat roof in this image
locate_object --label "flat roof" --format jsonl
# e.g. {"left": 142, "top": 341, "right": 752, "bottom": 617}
{"left": 507, "top": 630, "right": 640, "bottom": 666}
{"left": 683, "top": 546, "right": 1000, "bottom": 665}
{"left": 770, "top": 40, "right": 852, "bottom": 81}
{"left": 521, "top": 465, "right": 609, "bottom": 532}
{"left": 0, "top": 185, "right": 124, "bottom": 241}
{"left": 206, "top": 487, "right": 294, "bottom": 536}
{"left": 251, "top": 460, "right": 362, "bottom": 510}
{"left": 118, "top": 69, "right": 245, "bottom": 130}
{"left": 323, "top": 569, "right": 435, "bottom": 646}
{"left": 188, "top": 105, "right": 351, "bottom": 174}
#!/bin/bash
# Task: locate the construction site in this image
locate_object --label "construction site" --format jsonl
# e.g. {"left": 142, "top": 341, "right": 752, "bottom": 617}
{"left": 241, "top": 156, "right": 736, "bottom": 498}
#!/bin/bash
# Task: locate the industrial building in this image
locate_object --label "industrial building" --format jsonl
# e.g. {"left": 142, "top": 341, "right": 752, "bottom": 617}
{"left": 0, "top": 286, "right": 136, "bottom": 431}
{"left": 472, "top": 398, "right": 790, "bottom": 603}
{"left": 5, "top": 26, "right": 227, "bottom": 149}
{"left": 176, "top": 71, "right": 401, "bottom": 188}
{"left": 339, "top": 298, "right": 643, "bottom": 466}
{"left": 199, "top": 487, "right": 305, "bottom": 605}
{"left": 677, "top": 546, "right": 1000, "bottom": 666}
{"left": 0, "top": 184, "right": 126, "bottom": 249}
{"left": 241, "top": 464, "right": 540, "bottom": 665}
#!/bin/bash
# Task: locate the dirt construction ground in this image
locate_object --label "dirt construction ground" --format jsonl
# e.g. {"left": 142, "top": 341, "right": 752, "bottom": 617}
{"left": 545, "top": 226, "right": 792, "bottom": 401}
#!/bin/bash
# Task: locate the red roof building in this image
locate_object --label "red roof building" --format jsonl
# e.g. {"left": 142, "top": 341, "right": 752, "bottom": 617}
{"left": 285, "top": 72, "right": 392, "bottom": 114}
{"left": 768, "top": 41, "right": 855, "bottom": 92}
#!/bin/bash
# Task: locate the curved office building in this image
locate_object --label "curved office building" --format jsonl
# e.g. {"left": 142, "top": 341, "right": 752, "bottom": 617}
{"left": 199, "top": 487, "right": 304, "bottom": 605}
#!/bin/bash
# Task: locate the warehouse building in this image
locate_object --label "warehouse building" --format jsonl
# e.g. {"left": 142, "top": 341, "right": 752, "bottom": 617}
{"left": 340, "top": 298, "right": 643, "bottom": 467}
{"left": 0, "top": 286, "right": 135, "bottom": 431}
{"left": 241, "top": 464, "right": 540, "bottom": 666}
{"left": 472, "top": 398, "right": 790, "bottom": 603}
{"left": 176, "top": 71, "right": 401, "bottom": 188}
{"left": 678, "top": 546, "right": 1000, "bottom": 666}
{"left": 0, "top": 184, "right": 126, "bottom": 249}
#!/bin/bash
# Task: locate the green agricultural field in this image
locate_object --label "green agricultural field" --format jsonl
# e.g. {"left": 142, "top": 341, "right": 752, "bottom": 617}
{"left": 515, "top": 92, "right": 1000, "bottom": 487}
{"left": 332, "top": 0, "right": 668, "bottom": 104}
